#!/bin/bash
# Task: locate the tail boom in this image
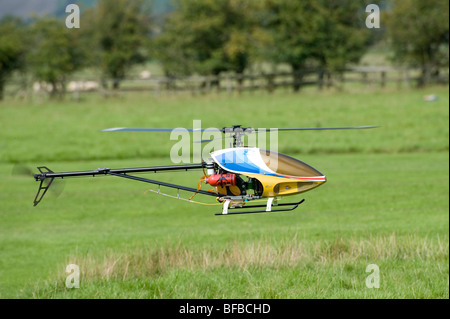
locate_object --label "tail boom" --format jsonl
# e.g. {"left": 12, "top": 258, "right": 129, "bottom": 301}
{"left": 32, "top": 163, "right": 207, "bottom": 206}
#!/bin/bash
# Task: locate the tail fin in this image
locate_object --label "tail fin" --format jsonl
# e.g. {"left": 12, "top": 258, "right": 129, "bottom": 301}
{"left": 33, "top": 166, "right": 55, "bottom": 206}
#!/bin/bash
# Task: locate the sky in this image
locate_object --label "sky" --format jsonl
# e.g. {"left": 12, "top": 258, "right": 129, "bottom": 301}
{"left": 0, "top": 0, "right": 170, "bottom": 20}
{"left": 0, "top": 0, "right": 61, "bottom": 19}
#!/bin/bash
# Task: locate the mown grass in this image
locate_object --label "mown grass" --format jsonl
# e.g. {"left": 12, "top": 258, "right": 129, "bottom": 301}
{"left": 0, "top": 85, "right": 448, "bottom": 163}
{"left": 0, "top": 86, "right": 448, "bottom": 298}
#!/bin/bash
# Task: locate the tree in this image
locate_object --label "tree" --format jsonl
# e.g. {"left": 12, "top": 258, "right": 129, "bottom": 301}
{"left": 155, "top": 0, "right": 257, "bottom": 79}
{"left": 309, "top": 1, "right": 371, "bottom": 68}
{"left": 27, "top": 16, "right": 85, "bottom": 98}
{"left": 259, "top": 0, "right": 371, "bottom": 91}
{"left": 84, "top": 0, "right": 152, "bottom": 89}
{"left": 386, "top": 0, "right": 449, "bottom": 86}
{"left": 257, "top": 1, "right": 314, "bottom": 91}
{"left": 0, "top": 17, "right": 27, "bottom": 100}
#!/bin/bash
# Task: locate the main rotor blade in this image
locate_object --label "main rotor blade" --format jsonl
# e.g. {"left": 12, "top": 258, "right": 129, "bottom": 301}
{"left": 103, "top": 126, "right": 377, "bottom": 133}
{"left": 102, "top": 127, "right": 221, "bottom": 132}
{"left": 257, "top": 126, "right": 378, "bottom": 131}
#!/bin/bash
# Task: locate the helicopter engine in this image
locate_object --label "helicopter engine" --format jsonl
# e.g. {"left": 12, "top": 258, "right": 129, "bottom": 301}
{"left": 205, "top": 174, "right": 237, "bottom": 187}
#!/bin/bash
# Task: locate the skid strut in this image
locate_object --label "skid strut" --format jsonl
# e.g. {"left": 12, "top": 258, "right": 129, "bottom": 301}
{"left": 216, "top": 198, "right": 305, "bottom": 215}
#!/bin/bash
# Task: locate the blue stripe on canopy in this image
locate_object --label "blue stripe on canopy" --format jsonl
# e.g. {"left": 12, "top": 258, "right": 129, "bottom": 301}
{"left": 214, "top": 148, "right": 273, "bottom": 175}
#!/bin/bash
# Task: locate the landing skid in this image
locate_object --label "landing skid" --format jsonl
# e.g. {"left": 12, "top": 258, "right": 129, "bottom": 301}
{"left": 215, "top": 198, "right": 305, "bottom": 216}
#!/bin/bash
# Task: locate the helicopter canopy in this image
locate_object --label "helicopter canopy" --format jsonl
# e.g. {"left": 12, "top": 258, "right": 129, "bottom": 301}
{"left": 210, "top": 147, "right": 325, "bottom": 182}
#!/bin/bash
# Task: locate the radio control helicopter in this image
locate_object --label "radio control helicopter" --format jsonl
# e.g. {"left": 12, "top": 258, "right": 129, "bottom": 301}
{"left": 32, "top": 125, "right": 376, "bottom": 215}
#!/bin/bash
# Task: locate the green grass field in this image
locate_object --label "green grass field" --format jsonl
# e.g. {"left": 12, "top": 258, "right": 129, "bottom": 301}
{"left": 0, "top": 85, "right": 448, "bottom": 298}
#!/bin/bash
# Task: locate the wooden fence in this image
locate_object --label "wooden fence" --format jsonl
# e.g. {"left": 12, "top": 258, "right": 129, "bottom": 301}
{"left": 113, "top": 66, "right": 449, "bottom": 96}
{"left": 5, "top": 66, "right": 449, "bottom": 99}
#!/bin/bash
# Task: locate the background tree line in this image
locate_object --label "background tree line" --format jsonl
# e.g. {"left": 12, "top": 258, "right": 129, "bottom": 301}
{"left": 0, "top": 0, "right": 448, "bottom": 100}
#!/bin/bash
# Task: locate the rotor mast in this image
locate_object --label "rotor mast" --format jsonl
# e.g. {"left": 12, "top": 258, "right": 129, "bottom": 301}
{"left": 223, "top": 125, "right": 253, "bottom": 148}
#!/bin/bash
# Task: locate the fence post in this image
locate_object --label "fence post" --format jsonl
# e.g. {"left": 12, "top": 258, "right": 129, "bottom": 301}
{"left": 381, "top": 71, "right": 386, "bottom": 88}
{"left": 362, "top": 72, "right": 368, "bottom": 87}
{"left": 404, "top": 69, "right": 411, "bottom": 89}
{"left": 206, "top": 76, "right": 212, "bottom": 94}
{"left": 326, "top": 71, "right": 332, "bottom": 88}
{"left": 292, "top": 70, "right": 303, "bottom": 92}
{"left": 266, "top": 73, "right": 275, "bottom": 94}
{"left": 226, "top": 75, "right": 232, "bottom": 95}
{"left": 154, "top": 80, "right": 160, "bottom": 97}
{"left": 236, "top": 73, "right": 243, "bottom": 95}
{"left": 318, "top": 70, "right": 324, "bottom": 91}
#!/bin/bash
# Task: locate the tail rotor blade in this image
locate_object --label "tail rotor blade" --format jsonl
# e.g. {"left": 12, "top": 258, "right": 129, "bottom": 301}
{"left": 50, "top": 178, "right": 66, "bottom": 198}
{"left": 12, "top": 164, "right": 34, "bottom": 177}
{"left": 30, "top": 166, "right": 67, "bottom": 206}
